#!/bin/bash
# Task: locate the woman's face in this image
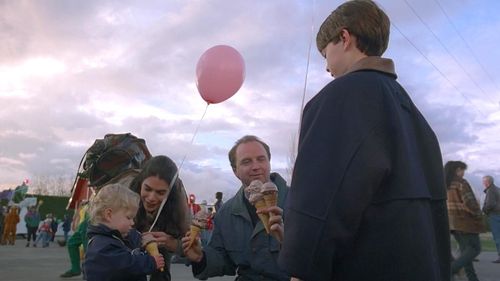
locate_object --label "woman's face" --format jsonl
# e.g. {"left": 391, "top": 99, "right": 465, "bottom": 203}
{"left": 140, "top": 176, "right": 170, "bottom": 214}
{"left": 455, "top": 168, "right": 465, "bottom": 179}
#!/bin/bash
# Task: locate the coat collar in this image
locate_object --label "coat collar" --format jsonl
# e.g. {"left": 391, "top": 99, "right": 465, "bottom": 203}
{"left": 231, "top": 188, "right": 265, "bottom": 238}
{"left": 230, "top": 186, "right": 268, "bottom": 238}
{"left": 88, "top": 223, "right": 125, "bottom": 241}
{"left": 484, "top": 184, "right": 498, "bottom": 193}
{"left": 231, "top": 185, "right": 251, "bottom": 222}
{"left": 345, "top": 56, "right": 397, "bottom": 78}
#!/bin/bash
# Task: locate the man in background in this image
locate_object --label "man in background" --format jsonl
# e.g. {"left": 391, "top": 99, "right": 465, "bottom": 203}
{"left": 482, "top": 175, "right": 500, "bottom": 263}
{"left": 214, "top": 192, "right": 224, "bottom": 212}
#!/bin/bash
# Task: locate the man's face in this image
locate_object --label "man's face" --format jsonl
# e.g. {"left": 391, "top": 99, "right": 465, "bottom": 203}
{"left": 482, "top": 178, "right": 491, "bottom": 189}
{"left": 234, "top": 141, "right": 271, "bottom": 187}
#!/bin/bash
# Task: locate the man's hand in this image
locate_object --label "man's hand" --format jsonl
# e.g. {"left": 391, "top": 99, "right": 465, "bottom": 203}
{"left": 258, "top": 206, "right": 284, "bottom": 243}
{"left": 142, "top": 231, "right": 178, "bottom": 252}
{"left": 181, "top": 231, "right": 204, "bottom": 263}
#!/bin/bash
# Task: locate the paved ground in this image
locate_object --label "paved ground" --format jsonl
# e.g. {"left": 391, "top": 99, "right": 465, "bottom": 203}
{"left": 0, "top": 238, "right": 233, "bottom": 281}
{"left": 0, "top": 238, "right": 498, "bottom": 281}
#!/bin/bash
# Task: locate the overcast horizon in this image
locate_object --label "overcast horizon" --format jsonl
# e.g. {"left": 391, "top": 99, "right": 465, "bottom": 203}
{"left": 1, "top": 0, "right": 499, "bottom": 204}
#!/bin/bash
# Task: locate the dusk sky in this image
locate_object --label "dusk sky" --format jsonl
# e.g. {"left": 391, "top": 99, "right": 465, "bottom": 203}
{"left": 1, "top": 0, "right": 499, "bottom": 203}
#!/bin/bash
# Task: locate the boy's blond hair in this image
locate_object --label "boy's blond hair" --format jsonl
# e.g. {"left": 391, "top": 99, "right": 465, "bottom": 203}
{"left": 88, "top": 183, "right": 140, "bottom": 225}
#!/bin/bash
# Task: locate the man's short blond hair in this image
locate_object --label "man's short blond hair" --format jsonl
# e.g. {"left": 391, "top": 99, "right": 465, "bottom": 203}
{"left": 88, "top": 183, "right": 140, "bottom": 225}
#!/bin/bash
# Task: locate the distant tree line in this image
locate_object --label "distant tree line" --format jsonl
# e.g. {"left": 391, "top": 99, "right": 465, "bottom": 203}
{"left": 29, "top": 174, "right": 73, "bottom": 196}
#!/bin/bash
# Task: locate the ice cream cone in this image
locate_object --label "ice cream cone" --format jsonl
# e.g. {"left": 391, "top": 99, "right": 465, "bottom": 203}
{"left": 261, "top": 182, "right": 278, "bottom": 209}
{"left": 145, "top": 241, "right": 160, "bottom": 256}
{"left": 254, "top": 199, "right": 270, "bottom": 233}
{"left": 263, "top": 192, "right": 278, "bottom": 221}
{"left": 188, "top": 224, "right": 201, "bottom": 248}
{"left": 263, "top": 192, "right": 277, "bottom": 208}
{"left": 145, "top": 242, "right": 163, "bottom": 272}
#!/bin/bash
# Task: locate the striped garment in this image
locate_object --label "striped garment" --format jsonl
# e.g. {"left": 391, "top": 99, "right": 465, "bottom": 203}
{"left": 446, "top": 178, "right": 486, "bottom": 233}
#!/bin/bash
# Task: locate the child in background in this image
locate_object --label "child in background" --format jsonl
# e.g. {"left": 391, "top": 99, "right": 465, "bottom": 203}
{"left": 34, "top": 216, "right": 53, "bottom": 248}
{"left": 25, "top": 206, "right": 40, "bottom": 247}
{"left": 84, "top": 184, "right": 164, "bottom": 281}
{"left": 50, "top": 215, "right": 58, "bottom": 242}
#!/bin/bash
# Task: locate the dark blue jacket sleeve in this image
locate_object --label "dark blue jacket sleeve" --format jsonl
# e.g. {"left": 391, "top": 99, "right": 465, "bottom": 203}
{"left": 99, "top": 244, "right": 156, "bottom": 274}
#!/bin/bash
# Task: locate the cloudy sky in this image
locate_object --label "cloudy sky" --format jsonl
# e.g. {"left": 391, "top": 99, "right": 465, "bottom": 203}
{"left": 1, "top": 0, "right": 499, "bottom": 204}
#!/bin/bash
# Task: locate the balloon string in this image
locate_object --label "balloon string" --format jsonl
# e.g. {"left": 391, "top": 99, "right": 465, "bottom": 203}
{"left": 148, "top": 102, "right": 210, "bottom": 232}
{"left": 179, "top": 102, "right": 209, "bottom": 171}
{"left": 298, "top": 0, "right": 315, "bottom": 136}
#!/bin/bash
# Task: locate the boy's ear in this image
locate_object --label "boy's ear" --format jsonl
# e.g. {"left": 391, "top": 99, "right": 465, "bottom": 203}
{"left": 103, "top": 208, "right": 113, "bottom": 222}
{"left": 342, "top": 29, "right": 352, "bottom": 42}
{"left": 339, "top": 29, "right": 346, "bottom": 42}
{"left": 340, "top": 29, "right": 355, "bottom": 50}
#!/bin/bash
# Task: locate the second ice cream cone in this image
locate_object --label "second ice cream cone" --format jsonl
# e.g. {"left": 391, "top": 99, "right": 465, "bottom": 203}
{"left": 188, "top": 224, "right": 201, "bottom": 248}
{"left": 263, "top": 193, "right": 277, "bottom": 208}
{"left": 261, "top": 182, "right": 278, "bottom": 209}
{"left": 254, "top": 199, "right": 270, "bottom": 233}
{"left": 189, "top": 210, "right": 210, "bottom": 248}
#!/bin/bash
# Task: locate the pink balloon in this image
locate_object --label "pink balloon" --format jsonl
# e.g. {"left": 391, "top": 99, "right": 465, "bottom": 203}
{"left": 196, "top": 45, "right": 245, "bottom": 104}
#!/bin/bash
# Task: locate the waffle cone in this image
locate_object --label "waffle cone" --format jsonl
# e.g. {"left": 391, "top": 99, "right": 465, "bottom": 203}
{"left": 263, "top": 192, "right": 278, "bottom": 208}
{"left": 254, "top": 199, "right": 270, "bottom": 233}
{"left": 188, "top": 225, "right": 201, "bottom": 248}
{"left": 145, "top": 242, "right": 164, "bottom": 272}
{"left": 145, "top": 242, "right": 160, "bottom": 256}
{"left": 258, "top": 213, "right": 270, "bottom": 233}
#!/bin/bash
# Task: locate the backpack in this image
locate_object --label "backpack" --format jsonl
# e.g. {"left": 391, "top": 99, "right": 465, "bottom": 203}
{"left": 78, "top": 133, "right": 152, "bottom": 188}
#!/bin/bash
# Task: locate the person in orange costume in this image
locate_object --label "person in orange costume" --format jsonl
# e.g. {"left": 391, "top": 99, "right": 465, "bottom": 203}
{"left": 2, "top": 206, "right": 20, "bottom": 245}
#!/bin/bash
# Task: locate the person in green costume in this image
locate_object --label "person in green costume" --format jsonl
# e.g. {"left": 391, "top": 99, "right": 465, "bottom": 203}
{"left": 60, "top": 202, "right": 89, "bottom": 278}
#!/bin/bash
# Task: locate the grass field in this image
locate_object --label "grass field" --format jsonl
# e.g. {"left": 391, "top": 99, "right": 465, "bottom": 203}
{"left": 450, "top": 232, "right": 497, "bottom": 252}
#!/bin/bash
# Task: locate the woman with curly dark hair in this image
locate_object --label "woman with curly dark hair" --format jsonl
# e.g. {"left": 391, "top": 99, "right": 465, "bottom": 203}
{"left": 444, "top": 160, "right": 485, "bottom": 281}
{"left": 130, "top": 155, "right": 190, "bottom": 281}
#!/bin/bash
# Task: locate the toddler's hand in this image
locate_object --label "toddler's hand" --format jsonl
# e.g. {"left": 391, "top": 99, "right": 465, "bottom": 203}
{"left": 153, "top": 255, "right": 165, "bottom": 270}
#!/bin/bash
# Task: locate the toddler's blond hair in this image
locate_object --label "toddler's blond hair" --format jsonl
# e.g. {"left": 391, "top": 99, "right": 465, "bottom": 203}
{"left": 88, "top": 183, "right": 140, "bottom": 225}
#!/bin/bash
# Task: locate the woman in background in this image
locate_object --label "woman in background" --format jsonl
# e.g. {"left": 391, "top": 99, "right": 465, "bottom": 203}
{"left": 445, "top": 160, "right": 485, "bottom": 281}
